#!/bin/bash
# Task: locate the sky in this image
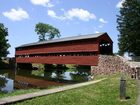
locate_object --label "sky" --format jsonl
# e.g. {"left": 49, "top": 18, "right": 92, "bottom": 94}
{"left": 0, "top": 0, "right": 124, "bottom": 57}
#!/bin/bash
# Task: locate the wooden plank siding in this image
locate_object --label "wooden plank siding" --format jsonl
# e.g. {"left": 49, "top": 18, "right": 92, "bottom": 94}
{"left": 16, "top": 39, "right": 99, "bottom": 55}
{"left": 16, "top": 56, "right": 99, "bottom": 66}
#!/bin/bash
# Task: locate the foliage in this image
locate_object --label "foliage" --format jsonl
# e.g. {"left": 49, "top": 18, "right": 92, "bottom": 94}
{"left": 117, "top": 0, "right": 140, "bottom": 56}
{"left": 32, "top": 69, "right": 44, "bottom": 76}
{"left": 0, "top": 23, "right": 10, "bottom": 59}
{"left": 0, "top": 77, "right": 7, "bottom": 90}
{"left": 35, "top": 22, "right": 60, "bottom": 41}
{"left": 14, "top": 73, "right": 138, "bottom": 105}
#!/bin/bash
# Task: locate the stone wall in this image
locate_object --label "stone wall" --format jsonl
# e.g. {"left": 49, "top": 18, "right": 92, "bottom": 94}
{"left": 91, "top": 55, "right": 133, "bottom": 75}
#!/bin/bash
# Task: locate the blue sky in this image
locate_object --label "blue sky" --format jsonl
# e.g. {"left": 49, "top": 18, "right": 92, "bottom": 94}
{"left": 0, "top": 0, "right": 124, "bottom": 57}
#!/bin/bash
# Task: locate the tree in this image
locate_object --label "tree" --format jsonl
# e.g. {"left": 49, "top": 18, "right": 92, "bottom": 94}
{"left": 0, "top": 77, "right": 7, "bottom": 90}
{"left": 0, "top": 23, "right": 10, "bottom": 59}
{"left": 35, "top": 23, "right": 60, "bottom": 41}
{"left": 117, "top": 0, "right": 140, "bottom": 56}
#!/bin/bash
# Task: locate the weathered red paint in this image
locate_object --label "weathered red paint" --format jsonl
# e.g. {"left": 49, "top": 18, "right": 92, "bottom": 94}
{"left": 16, "top": 39, "right": 99, "bottom": 55}
{"left": 16, "top": 56, "right": 99, "bottom": 66}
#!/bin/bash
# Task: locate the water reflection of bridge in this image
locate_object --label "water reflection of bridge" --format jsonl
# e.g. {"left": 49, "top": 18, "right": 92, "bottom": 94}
{"left": 0, "top": 69, "right": 64, "bottom": 91}
{"left": 15, "top": 75, "right": 63, "bottom": 89}
{"left": 0, "top": 68, "right": 91, "bottom": 92}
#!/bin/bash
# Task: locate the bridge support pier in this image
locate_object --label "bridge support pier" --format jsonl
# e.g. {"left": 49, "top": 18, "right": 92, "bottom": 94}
{"left": 91, "top": 66, "right": 96, "bottom": 75}
{"left": 17, "top": 63, "right": 32, "bottom": 70}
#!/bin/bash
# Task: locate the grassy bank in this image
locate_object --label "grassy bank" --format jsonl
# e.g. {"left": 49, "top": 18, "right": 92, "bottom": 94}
{"left": 13, "top": 73, "right": 138, "bottom": 105}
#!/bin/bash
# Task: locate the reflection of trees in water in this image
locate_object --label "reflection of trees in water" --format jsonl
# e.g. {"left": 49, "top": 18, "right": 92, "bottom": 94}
{"left": 70, "top": 68, "right": 91, "bottom": 82}
{"left": 76, "top": 68, "right": 90, "bottom": 75}
{"left": 0, "top": 76, "right": 8, "bottom": 90}
{"left": 44, "top": 69, "right": 66, "bottom": 81}
{"left": 54, "top": 69, "right": 66, "bottom": 80}
{"left": 70, "top": 74, "right": 88, "bottom": 82}
{"left": 0, "top": 69, "right": 15, "bottom": 92}
{"left": 44, "top": 70, "right": 53, "bottom": 79}
{"left": 75, "top": 65, "right": 90, "bottom": 74}
{"left": 44, "top": 68, "right": 91, "bottom": 82}
{"left": 44, "top": 64, "right": 67, "bottom": 80}
{"left": 15, "top": 67, "right": 91, "bottom": 83}
{"left": 0, "top": 69, "right": 15, "bottom": 80}
{"left": 17, "top": 69, "right": 32, "bottom": 76}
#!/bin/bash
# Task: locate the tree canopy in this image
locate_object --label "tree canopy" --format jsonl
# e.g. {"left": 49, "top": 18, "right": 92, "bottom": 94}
{"left": 35, "top": 23, "right": 60, "bottom": 41}
{"left": 0, "top": 23, "right": 10, "bottom": 58}
{"left": 117, "top": 0, "right": 140, "bottom": 56}
{"left": 0, "top": 77, "right": 7, "bottom": 90}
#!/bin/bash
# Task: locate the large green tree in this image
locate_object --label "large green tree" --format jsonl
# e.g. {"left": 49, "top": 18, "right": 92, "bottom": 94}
{"left": 35, "top": 23, "right": 60, "bottom": 41}
{"left": 0, "top": 23, "right": 10, "bottom": 59}
{"left": 117, "top": 0, "right": 140, "bottom": 56}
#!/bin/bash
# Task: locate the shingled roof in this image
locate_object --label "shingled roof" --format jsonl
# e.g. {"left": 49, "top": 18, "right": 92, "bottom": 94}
{"left": 16, "top": 32, "right": 107, "bottom": 48}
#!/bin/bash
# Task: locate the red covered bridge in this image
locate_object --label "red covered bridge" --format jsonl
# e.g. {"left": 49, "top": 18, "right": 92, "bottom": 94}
{"left": 15, "top": 32, "right": 113, "bottom": 66}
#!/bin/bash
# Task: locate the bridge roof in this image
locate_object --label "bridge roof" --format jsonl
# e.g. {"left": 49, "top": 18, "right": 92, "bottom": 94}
{"left": 16, "top": 32, "right": 109, "bottom": 48}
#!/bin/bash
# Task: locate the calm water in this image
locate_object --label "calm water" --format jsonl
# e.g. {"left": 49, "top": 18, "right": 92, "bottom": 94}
{"left": 0, "top": 68, "right": 91, "bottom": 93}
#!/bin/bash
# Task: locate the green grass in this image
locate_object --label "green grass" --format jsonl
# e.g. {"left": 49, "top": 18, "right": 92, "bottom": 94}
{"left": 13, "top": 73, "right": 138, "bottom": 105}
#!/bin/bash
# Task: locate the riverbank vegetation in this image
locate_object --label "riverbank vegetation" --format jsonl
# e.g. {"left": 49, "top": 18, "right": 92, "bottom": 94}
{"left": 0, "top": 23, "right": 10, "bottom": 60}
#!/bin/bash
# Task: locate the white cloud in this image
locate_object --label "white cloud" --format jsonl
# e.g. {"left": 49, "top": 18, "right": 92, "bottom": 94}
{"left": 47, "top": 3, "right": 54, "bottom": 7}
{"left": 95, "top": 31, "right": 99, "bottom": 33}
{"left": 116, "top": 0, "right": 125, "bottom": 8}
{"left": 48, "top": 10, "right": 56, "bottom": 18}
{"left": 47, "top": 8, "right": 96, "bottom": 21}
{"left": 47, "top": 10, "right": 65, "bottom": 20}
{"left": 30, "top": 0, "right": 54, "bottom": 7}
{"left": 3, "top": 8, "right": 29, "bottom": 21}
{"left": 66, "top": 8, "right": 96, "bottom": 21}
{"left": 99, "top": 18, "right": 108, "bottom": 24}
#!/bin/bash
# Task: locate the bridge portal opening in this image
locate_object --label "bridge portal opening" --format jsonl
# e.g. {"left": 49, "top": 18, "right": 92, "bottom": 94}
{"left": 99, "top": 40, "right": 112, "bottom": 55}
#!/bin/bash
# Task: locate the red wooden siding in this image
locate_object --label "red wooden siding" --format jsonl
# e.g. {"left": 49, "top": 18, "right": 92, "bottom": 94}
{"left": 15, "top": 33, "right": 113, "bottom": 66}
{"left": 16, "top": 56, "right": 99, "bottom": 66}
{"left": 16, "top": 39, "right": 99, "bottom": 55}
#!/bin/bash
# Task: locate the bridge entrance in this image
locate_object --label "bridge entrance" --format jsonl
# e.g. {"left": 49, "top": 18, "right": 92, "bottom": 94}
{"left": 99, "top": 40, "right": 112, "bottom": 55}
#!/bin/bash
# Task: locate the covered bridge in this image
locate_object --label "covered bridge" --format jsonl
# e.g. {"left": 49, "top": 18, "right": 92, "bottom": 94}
{"left": 15, "top": 32, "right": 113, "bottom": 66}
